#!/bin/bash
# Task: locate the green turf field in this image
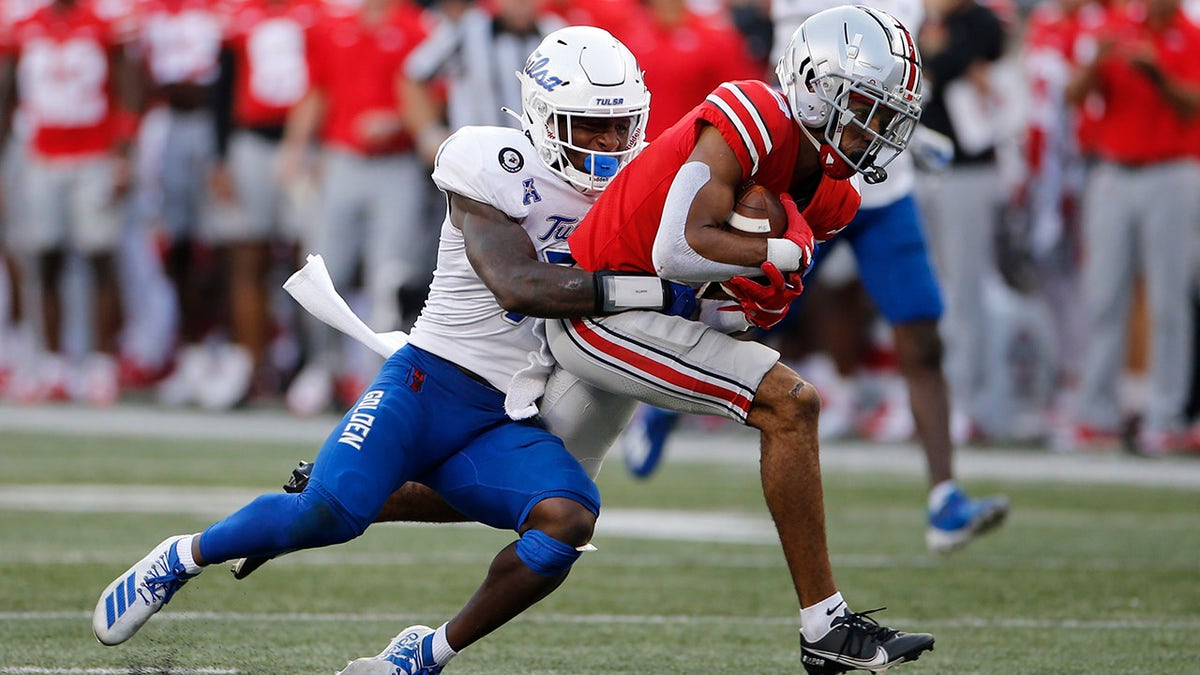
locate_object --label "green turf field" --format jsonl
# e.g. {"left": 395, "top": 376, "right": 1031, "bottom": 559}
{"left": 1, "top": 424, "right": 1198, "bottom": 674}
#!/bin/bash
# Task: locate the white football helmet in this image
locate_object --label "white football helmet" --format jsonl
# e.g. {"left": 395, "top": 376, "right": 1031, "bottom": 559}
{"left": 775, "top": 5, "right": 923, "bottom": 184}
{"left": 515, "top": 26, "right": 650, "bottom": 192}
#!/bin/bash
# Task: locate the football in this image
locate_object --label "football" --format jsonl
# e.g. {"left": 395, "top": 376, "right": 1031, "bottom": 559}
{"left": 726, "top": 183, "right": 788, "bottom": 238}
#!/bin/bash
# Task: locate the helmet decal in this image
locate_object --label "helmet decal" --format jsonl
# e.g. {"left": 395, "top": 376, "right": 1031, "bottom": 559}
{"left": 523, "top": 56, "right": 564, "bottom": 92}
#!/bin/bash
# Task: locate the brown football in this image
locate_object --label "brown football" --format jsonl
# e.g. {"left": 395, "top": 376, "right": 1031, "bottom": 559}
{"left": 726, "top": 183, "right": 788, "bottom": 238}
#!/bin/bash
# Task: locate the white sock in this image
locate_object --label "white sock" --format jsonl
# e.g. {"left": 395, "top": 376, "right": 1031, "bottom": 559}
{"left": 800, "top": 592, "right": 847, "bottom": 642}
{"left": 174, "top": 534, "right": 204, "bottom": 575}
{"left": 430, "top": 623, "right": 458, "bottom": 665}
{"left": 928, "top": 480, "right": 959, "bottom": 511}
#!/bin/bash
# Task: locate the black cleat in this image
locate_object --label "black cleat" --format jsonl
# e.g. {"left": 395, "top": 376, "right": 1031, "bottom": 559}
{"left": 800, "top": 608, "right": 934, "bottom": 674}
{"left": 283, "top": 460, "right": 314, "bottom": 494}
{"left": 230, "top": 461, "right": 313, "bottom": 580}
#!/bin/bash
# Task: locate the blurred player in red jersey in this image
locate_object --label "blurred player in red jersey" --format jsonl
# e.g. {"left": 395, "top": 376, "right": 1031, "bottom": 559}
{"left": 1064, "top": 0, "right": 1200, "bottom": 455}
{"left": 547, "top": 7, "right": 937, "bottom": 673}
{"left": 612, "top": 0, "right": 761, "bottom": 141}
{"left": 197, "top": 0, "right": 324, "bottom": 408}
{"left": 0, "top": 0, "right": 138, "bottom": 405}
{"left": 279, "top": 0, "right": 431, "bottom": 416}
{"left": 544, "top": 0, "right": 638, "bottom": 35}
{"left": 0, "top": 0, "right": 47, "bottom": 394}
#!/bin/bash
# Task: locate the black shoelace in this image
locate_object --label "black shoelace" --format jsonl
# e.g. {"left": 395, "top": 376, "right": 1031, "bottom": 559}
{"left": 832, "top": 607, "right": 899, "bottom": 658}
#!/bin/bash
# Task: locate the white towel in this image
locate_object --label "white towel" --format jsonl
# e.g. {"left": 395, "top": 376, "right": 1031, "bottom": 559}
{"left": 283, "top": 254, "right": 408, "bottom": 360}
{"left": 284, "top": 254, "right": 553, "bottom": 422}
{"left": 503, "top": 318, "right": 555, "bottom": 420}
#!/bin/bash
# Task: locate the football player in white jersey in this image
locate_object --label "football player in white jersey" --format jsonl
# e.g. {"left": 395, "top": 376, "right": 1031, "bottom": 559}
{"left": 93, "top": 27, "right": 697, "bottom": 673}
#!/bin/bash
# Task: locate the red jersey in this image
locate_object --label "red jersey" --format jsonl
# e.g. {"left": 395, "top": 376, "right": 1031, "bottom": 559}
{"left": 225, "top": 0, "right": 321, "bottom": 126}
{"left": 1086, "top": 4, "right": 1200, "bottom": 163}
{"left": 6, "top": 1, "right": 127, "bottom": 157}
{"left": 306, "top": 1, "right": 427, "bottom": 154}
{"left": 546, "top": 0, "right": 637, "bottom": 36}
{"left": 570, "top": 80, "right": 860, "bottom": 274}
{"left": 613, "top": 9, "right": 760, "bottom": 141}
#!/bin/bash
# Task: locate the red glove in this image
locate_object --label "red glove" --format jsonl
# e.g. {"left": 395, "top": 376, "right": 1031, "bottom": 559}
{"left": 720, "top": 261, "right": 804, "bottom": 329}
{"left": 780, "top": 193, "right": 815, "bottom": 272}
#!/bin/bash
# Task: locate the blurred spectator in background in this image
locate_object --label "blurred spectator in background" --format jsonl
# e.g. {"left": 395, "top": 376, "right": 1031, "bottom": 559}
{"left": 612, "top": 0, "right": 760, "bottom": 141}
{"left": 914, "top": 0, "right": 1008, "bottom": 438}
{"left": 0, "top": 0, "right": 43, "bottom": 397}
{"left": 1016, "top": 0, "right": 1107, "bottom": 436}
{"left": 1064, "top": 0, "right": 1200, "bottom": 455}
{"left": 402, "top": 0, "right": 563, "bottom": 165}
{"left": 130, "top": 0, "right": 229, "bottom": 407}
{"left": 0, "top": 0, "right": 138, "bottom": 405}
{"left": 726, "top": 0, "right": 772, "bottom": 69}
{"left": 200, "top": 0, "right": 324, "bottom": 409}
{"left": 280, "top": 0, "right": 430, "bottom": 416}
{"left": 544, "top": 0, "right": 636, "bottom": 35}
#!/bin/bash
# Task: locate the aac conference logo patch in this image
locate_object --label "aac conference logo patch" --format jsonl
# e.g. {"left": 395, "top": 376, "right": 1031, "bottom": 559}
{"left": 499, "top": 147, "right": 524, "bottom": 173}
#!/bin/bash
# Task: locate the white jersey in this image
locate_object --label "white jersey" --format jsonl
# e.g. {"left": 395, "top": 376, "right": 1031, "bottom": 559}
{"left": 408, "top": 126, "right": 595, "bottom": 392}
{"left": 772, "top": 0, "right": 923, "bottom": 208}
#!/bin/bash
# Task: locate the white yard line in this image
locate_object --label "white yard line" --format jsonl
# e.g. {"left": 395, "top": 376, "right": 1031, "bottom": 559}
{"left": 0, "top": 610, "right": 1194, "bottom": 631}
{"left": 0, "top": 670, "right": 238, "bottom": 674}
{"left": 3, "top": 403, "right": 1199, "bottom": 488}
{"left": 0, "top": 484, "right": 780, "bottom": 544}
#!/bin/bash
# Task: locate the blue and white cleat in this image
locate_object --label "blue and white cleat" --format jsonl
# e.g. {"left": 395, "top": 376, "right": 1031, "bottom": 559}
{"left": 93, "top": 536, "right": 199, "bottom": 645}
{"left": 926, "top": 488, "right": 1010, "bottom": 553}
{"left": 337, "top": 625, "right": 444, "bottom": 675}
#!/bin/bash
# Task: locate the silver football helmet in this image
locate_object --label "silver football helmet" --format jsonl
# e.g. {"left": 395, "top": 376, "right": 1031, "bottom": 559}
{"left": 514, "top": 26, "right": 650, "bottom": 192}
{"left": 775, "top": 5, "right": 923, "bottom": 184}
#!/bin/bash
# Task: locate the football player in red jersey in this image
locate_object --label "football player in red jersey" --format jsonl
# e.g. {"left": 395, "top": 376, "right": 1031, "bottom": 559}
{"left": 0, "top": 0, "right": 137, "bottom": 405}
{"left": 546, "top": 6, "right": 937, "bottom": 673}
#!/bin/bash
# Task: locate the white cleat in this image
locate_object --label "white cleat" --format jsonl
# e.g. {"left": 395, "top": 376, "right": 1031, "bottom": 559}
{"left": 337, "top": 625, "right": 442, "bottom": 674}
{"left": 93, "top": 536, "right": 199, "bottom": 645}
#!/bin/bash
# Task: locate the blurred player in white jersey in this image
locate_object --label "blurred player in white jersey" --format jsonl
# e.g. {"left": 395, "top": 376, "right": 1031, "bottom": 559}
{"left": 94, "top": 27, "right": 700, "bottom": 673}
{"left": 130, "top": 0, "right": 231, "bottom": 406}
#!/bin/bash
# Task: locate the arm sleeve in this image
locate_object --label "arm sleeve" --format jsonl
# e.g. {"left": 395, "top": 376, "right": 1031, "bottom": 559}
{"left": 651, "top": 161, "right": 763, "bottom": 283}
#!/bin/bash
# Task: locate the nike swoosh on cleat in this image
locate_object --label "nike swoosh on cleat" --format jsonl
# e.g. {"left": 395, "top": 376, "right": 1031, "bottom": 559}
{"left": 807, "top": 646, "right": 888, "bottom": 668}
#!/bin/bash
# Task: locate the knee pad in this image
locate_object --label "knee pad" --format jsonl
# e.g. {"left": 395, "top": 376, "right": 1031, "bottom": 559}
{"left": 515, "top": 529, "right": 582, "bottom": 577}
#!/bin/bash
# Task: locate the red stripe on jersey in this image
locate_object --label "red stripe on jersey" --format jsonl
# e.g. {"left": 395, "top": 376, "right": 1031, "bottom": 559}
{"left": 567, "top": 318, "right": 754, "bottom": 418}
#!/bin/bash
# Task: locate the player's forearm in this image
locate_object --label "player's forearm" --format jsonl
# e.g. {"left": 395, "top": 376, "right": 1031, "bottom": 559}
{"left": 282, "top": 89, "right": 326, "bottom": 149}
{"left": 493, "top": 265, "right": 690, "bottom": 319}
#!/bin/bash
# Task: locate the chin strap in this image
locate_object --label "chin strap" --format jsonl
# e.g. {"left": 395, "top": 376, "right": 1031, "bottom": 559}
{"left": 800, "top": 123, "right": 887, "bottom": 183}
{"left": 801, "top": 124, "right": 854, "bottom": 180}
